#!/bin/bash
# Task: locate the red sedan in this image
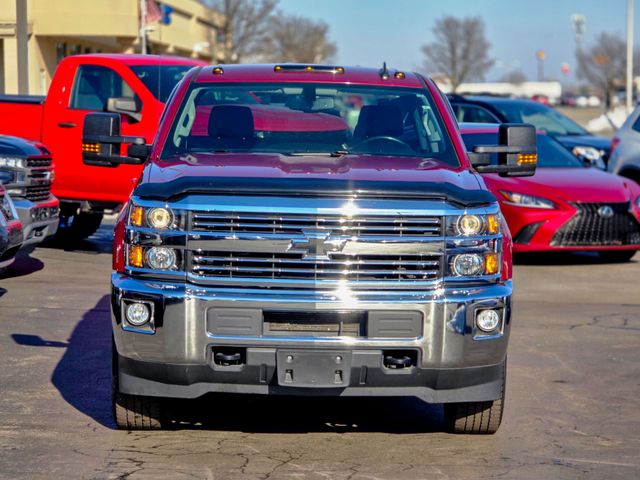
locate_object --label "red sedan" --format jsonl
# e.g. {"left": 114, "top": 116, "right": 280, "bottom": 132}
{"left": 461, "top": 124, "right": 640, "bottom": 262}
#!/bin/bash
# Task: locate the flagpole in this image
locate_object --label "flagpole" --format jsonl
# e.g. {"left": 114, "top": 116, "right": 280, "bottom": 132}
{"left": 140, "top": 0, "right": 147, "bottom": 55}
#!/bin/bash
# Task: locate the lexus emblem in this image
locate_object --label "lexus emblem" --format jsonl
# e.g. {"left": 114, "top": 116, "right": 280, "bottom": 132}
{"left": 288, "top": 231, "right": 346, "bottom": 259}
{"left": 597, "top": 206, "right": 614, "bottom": 218}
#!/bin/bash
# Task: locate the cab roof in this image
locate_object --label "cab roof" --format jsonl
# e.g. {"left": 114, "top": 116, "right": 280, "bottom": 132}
{"left": 66, "top": 53, "right": 208, "bottom": 67}
{"left": 194, "top": 64, "right": 425, "bottom": 88}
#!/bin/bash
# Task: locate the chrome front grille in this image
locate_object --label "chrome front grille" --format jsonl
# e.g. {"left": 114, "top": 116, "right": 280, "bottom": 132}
{"left": 187, "top": 208, "right": 445, "bottom": 290}
{"left": 191, "top": 211, "right": 442, "bottom": 237}
{"left": 25, "top": 185, "right": 51, "bottom": 202}
{"left": 191, "top": 251, "right": 442, "bottom": 282}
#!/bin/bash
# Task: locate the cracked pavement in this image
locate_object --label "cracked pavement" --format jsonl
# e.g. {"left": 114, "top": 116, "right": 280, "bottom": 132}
{"left": 0, "top": 222, "right": 639, "bottom": 479}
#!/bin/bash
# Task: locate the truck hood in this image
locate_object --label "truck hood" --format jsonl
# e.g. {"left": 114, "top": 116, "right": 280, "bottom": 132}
{"left": 483, "top": 167, "right": 640, "bottom": 204}
{"left": 137, "top": 153, "right": 495, "bottom": 206}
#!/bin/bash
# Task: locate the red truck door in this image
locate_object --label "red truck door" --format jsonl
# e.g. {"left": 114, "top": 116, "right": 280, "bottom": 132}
{"left": 42, "top": 61, "right": 160, "bottom": 206}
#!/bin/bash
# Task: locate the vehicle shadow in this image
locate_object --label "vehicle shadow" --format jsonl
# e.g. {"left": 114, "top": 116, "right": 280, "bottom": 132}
{"left": 514, "top": 251, "right": 637, "bottom": 266}
{"left": 39, "top": 224, "right": 114, "bottom": 255}
{"left": 165, "top": 394, "right": 446, "bottom": 434}
{"left": 12, "top": 294, "right": 114, "bottom": 428}
{"left": 11, "top": 294, "right": 445, "bottom": 433}
{"left": 0, "top": 253, "right": 45, "bottom": 279}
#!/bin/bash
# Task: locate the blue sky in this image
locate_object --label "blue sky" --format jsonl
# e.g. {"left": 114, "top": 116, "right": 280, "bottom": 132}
{"left": 278, "top": 0, "right": 634, "bottom": 84}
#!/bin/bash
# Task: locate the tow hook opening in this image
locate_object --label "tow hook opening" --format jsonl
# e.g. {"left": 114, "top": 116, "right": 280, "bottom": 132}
{"left": 383, "top": 350, "right": 417, "bottom": 369}
{"left": 213, "top": 347, "right": 246, "bottom": 366}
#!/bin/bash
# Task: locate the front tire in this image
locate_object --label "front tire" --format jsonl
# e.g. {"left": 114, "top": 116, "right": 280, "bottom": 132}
{"left": 112, "top": 348, "right": 165, "bottom": 430}
{"left": 56, "top": 211, "right": 104, "bottom": 241}
{"left": 444, "top": 360, "right": 506, "bottom": 434}
{"left": 599, "top": 250, "right": 636, "bottom": 263}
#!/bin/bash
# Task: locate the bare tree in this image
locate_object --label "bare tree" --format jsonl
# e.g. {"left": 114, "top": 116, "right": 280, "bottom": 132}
{"left": 210, "top": 0, "right": 279, "bottom": 63}
{"left": 576, "top": 32, "right": 635, "bottom": 108}
{"left": 421, "top": 16, "right": 494, "bottom": 92}
{"left": 501, "top": 70, "right": 527, "bottom": 85}
{"left": 261, "top": 14, "right": 337, "bottom": 63}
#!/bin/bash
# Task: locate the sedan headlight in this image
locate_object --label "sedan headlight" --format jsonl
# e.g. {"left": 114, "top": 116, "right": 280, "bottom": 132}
{"left": 500, "top": 191, "right": 556, "bottom": 209}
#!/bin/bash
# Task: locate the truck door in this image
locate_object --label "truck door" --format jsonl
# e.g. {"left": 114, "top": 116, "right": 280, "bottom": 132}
{"left": 43, "top": 63, "right": 157, "bottom": 206}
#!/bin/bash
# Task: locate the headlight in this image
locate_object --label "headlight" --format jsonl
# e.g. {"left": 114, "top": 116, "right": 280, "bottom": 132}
{"left": 129, "top": 204, "right": 183, "bottom": 229}
{"left": 146, "top": 247, "right": 177, "bottom": 270}
{"left": 635, "top": 196, "right": 640, "bottom": 209}
{"left": 127, "top": 245, "right": 180, "bottom": 270}
{"left": 147, "top": 207, "right": 173, "bottom": 229}
{"left": 450, "top": 213, "right": 500, "bottom": 236}
{"left": 451, "top": 254, "right": 484, "bottom": 276}
{"left": 572, "top": 146, "right": 602, "bottom": 162}
{"left": 500, "top": 191, "right": 555, "bottom": 209}
{"left": 0, "top": 156, "right": 25, "bottom": 168}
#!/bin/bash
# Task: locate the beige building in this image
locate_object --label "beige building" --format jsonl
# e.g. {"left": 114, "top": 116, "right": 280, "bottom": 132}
{"left": 0, "top": 0, "right": 225, "bottom": 94}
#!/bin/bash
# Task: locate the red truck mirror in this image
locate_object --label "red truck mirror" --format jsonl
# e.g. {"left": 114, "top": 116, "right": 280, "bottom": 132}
{"left": 469, "top": 123, "right": 537, "bottom": 177}
{"left": 81, "top": 113, "right": 149, "bottom": 167}
{"left": 107, "top": 97, "right": 142, "bottom": 122}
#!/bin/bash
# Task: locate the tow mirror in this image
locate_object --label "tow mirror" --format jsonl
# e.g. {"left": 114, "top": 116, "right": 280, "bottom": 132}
{"left": 81, "top": 112, "right": 150, "bottom": 167}
{"left": 107, "top": 96, "right": 141, "bottom": 122}
{"left": 468, "top": 123, "right": 537, "bottom": 177}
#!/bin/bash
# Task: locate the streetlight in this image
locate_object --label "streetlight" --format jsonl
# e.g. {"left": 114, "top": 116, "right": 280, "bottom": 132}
{"left": 536, "top": 50, "right": 545, "bottom": 81}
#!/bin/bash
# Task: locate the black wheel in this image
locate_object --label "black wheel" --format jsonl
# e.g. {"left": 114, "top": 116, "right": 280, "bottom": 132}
{"left": 112, "top": 346, "right": 165, "bottom": 430}
{"left": 599, "top": 250, "right": 637, "bottom": 263}
{"left": 444, "top": 360, "right": 506, "bottom": 435}
{"left": 56, "top": 211, "right": 103, "bottom": 241}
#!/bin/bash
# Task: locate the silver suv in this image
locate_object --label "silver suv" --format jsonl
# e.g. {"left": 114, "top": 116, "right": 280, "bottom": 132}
{"left": 608, "top": 105, "right": 640, "bottom": 184}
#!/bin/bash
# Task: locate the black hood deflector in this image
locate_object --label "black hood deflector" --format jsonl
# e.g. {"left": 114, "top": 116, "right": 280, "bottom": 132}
{"left": 134, "top": 176, "right": 496, "bottom": 207}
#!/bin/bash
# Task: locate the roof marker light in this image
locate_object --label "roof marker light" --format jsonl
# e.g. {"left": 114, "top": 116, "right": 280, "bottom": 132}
{"left": 212, "top": 66, "right": 224, "bottom": 75}
{"left": 394, "top": 71, "right": 406, "bottom": 79}
{"left": 273, "top": 65, "right": 345, "bottom": 74}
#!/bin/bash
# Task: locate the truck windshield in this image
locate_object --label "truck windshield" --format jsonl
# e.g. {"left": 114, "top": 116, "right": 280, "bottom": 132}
{"left": 160, "top": 82, "right": 460, "bottom": 165}
{"left": 130, "top": 65, "right": 193, "bottom": 103}
{"left": 494, "top": 102, "right": 588, "bottom": 136}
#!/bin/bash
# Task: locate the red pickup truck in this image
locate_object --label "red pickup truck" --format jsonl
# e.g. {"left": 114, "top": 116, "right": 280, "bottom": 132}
{"left": 81, "top": 63, "right": 538, "bottom": 433}
{"left": 0, "top": 54, "right": 206, "bottom": 239}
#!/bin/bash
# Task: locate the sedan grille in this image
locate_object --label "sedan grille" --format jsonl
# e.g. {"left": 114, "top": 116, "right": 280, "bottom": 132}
{"left": 551, "top": 202, "right": 640, "bottom": 247}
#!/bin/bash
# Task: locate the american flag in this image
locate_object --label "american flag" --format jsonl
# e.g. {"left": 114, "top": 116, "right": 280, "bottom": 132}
{"left": 143, "top": 0, "right": 162, "bottom": 24}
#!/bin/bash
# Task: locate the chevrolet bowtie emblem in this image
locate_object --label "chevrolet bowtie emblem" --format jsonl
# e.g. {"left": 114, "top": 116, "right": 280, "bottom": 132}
{"left": 288, "top": 231, "right": 347, "bottom": 259}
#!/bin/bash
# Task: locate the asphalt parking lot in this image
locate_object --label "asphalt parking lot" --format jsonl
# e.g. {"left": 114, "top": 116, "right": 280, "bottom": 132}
{"left": 1, "top": 221, "right": 639, "bottom": 480}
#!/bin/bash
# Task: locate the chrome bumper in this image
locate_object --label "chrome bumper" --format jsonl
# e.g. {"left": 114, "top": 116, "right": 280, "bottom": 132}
{"left": 112, "top": 274, "right": 512, "bottom": 402}
{"left": 14, "top": 196, "right": 59, "bottom": 247}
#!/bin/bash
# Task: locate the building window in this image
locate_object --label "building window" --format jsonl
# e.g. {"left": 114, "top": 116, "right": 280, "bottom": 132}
{"left": 56, "top": 42, "right": 67, "bottom": 64}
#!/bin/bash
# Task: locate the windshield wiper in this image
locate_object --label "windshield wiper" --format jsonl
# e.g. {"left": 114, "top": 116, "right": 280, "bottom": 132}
{"left": 285, "top": 150, "right": 349, "bottom": 157}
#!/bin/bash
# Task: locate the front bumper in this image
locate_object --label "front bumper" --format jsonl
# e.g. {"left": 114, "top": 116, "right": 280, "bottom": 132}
{"left": 14, "top": 195, "right": 59, "bottom": 247}
{"left": 504, "top": 203, "right": 640, "bottom": 253}
{"left": 112, "top": 275, "right": 512, "bottom": 403}
{"left": 0, "top": 219, "right": 23, "bottom": 268}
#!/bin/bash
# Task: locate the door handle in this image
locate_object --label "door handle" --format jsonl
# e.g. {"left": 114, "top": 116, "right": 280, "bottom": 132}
{"left": 57, "top": 122, "right": 77, "bottom": 128}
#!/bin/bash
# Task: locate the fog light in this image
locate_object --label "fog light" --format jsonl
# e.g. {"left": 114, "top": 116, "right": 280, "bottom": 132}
{"left": 126, "top": 302, "right": 150, "bottom": 326}
{"left": 146, "top": 246, "right": 176, "bottom": 270}
{"left": 476, "top": 309, "right": 500, "bottom": 332}
{"left": 452, "top": 253, "right": 483, "bottom": 276}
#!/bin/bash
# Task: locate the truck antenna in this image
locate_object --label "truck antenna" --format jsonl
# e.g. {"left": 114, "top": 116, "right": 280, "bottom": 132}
{"left": 379, "top": 61, "right": 390, "bottom": 80}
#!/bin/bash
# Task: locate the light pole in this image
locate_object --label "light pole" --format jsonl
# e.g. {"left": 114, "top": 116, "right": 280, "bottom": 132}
{"left": 536, "top": 50, "right": 545, "bottom": 82}
{"left": 626, "top": 0, "right": 634, "bottom": 112}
